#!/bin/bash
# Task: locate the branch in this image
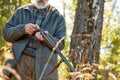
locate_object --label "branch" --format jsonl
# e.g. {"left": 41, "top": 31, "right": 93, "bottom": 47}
{"left": 39, "top": 37, "right": 65, "bottom": 80}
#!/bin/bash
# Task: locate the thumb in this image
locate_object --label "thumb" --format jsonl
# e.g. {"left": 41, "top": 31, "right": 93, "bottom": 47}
{"left": 44, "top": 31, "right": 49, "bottom": 35}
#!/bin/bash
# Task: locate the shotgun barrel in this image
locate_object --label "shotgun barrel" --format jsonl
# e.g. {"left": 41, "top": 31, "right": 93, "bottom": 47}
{"left": 36, "top": 25, "right": 76, "bottom": 72}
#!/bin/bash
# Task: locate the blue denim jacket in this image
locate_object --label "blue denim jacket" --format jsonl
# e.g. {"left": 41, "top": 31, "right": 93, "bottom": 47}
{"left": 3, "top": 4, "right": 66, "bottom": 80}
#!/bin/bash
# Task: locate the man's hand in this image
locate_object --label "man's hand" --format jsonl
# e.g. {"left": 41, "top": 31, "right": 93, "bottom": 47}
{"left": 24, "top": 23, "right": 36, "bottom": 35}
{"left": 35, "top": 31, "right": 48, "bottom": 41}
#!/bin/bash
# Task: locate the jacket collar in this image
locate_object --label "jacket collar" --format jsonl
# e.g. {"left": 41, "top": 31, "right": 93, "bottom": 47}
{"left": 23, "top": 3, "right": 50, "bottom": 11}
{"left": 23, "top": 3, "right": 34, "bottom": 11}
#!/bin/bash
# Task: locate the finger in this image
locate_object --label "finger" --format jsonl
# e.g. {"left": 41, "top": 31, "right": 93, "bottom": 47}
{"left": 44, "top": 31, "right": 49, "bottom": 34}
{"left": 27, "top": 30, "right": 33, "bottom": 35}
{"left": 38, "top": 34, "right": 43, "bottom": 41}
{"left": 27, "top": 27, "right": 35, "bottom": 34}
{"left": 29, "top": 26, "right": 36, "bottom": 31}
{"left": 35, "top": 32, "right": 41, "bottom": 39}
{"left": 39, "top": 34, "right": 42, "bottom": 39}
{"left": 26, "top": 23, "right": 36, "bottom": 31}
{"left": 28, "top": 23, "right": 36, "bottom": 28}
{"left": 39, "top": 34, "right": 44, "bottom": 41}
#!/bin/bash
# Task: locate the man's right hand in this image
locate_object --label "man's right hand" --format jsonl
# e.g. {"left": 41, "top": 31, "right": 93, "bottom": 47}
{"left": 24, "top": 23, "right": 36, "bottom": 35}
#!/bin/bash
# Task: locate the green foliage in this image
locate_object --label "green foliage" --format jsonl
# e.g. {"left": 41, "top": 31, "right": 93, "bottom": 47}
{"left": 100, "top": 0, "right": 120, "bottom": 79}
{"left": 66, "top": 0, "right": 77, "bottom": 24}
{"left": 58, "top": 30, "right": 71, "bottom": 80}
{"left": 107, "top": 27, "right": 120, "bottom": 76}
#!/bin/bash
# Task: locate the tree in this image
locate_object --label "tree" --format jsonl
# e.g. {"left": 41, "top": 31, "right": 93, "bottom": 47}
{"left": 69, "top": 0, "right": 104, "bottom": 79}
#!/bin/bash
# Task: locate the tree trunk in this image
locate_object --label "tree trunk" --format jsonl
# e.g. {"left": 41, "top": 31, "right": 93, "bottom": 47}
{"left": 69, "top": 0, "right": 104, "bottom": 79}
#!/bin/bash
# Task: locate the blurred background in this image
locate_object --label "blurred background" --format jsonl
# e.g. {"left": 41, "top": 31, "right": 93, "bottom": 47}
{"left": 0, "top": 0, "right": 120, "bottom": 80}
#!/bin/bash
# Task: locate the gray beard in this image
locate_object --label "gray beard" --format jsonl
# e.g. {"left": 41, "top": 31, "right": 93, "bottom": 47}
{"left": 34, "top": 2, "right": 48, "bottom": 9}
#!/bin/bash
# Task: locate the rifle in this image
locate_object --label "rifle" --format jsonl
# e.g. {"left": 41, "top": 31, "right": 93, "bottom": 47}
{"left": 36, "top": 25, "right": 76, "bottom": 72}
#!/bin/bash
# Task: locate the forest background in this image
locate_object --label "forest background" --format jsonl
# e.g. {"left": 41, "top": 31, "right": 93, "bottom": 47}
{"left": 0, "top": 0, "right": 120, "bottom": 80}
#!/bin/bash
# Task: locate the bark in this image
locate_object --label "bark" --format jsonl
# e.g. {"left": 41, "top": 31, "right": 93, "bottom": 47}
{"left": 69, "top": 0, "right": 104, "bottom": 79}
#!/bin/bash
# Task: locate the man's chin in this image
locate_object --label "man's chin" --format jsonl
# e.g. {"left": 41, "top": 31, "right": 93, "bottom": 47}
{"left": 35, "top": 4, "right": 48, "bottom": 9}
{"left": 32, "top": 0, "right": 48, "bottom": 9}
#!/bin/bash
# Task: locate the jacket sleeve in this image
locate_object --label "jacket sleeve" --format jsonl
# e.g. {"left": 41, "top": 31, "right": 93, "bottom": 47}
{"left": 3, "top": 9, "right": 26, "bottom": 42}
{"left": 51, "top": 15, "right": 66, "bottom": 50}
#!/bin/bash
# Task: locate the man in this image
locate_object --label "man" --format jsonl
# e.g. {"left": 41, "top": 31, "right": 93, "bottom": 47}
{"left": 2, "top": 0, "right": 66, "bottom": 80}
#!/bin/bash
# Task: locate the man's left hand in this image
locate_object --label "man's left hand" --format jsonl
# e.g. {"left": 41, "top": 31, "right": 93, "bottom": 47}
{"left": 35, "top": 31, "right": 48, "bottom": 41}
